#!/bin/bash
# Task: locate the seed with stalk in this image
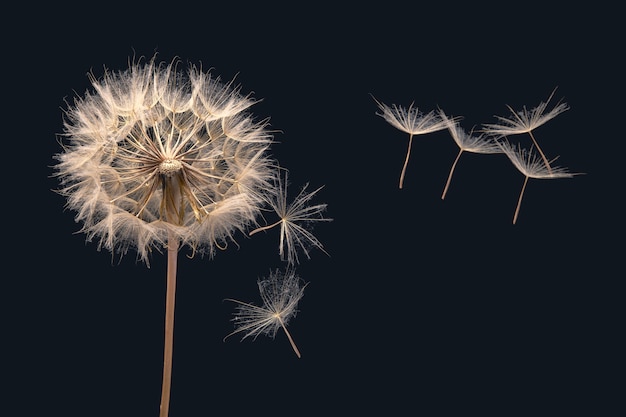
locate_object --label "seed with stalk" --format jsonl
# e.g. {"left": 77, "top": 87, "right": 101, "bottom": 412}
{"left": 224, "top": 269, "right": 307, "bottom": 358}
{"left": 372, "top": 96, "right": 449, "bottom": 189}
{"left": 439, "top": 110, "right": 502, "bottom": 200}
{"left": 482, "top": 88, "right": 569, "bottom": 175}
{"left": 249, "top": 171, "right": 332, "bottom": 266}
{"left": 496, "top": 140, "right": 580, "bottom": 224}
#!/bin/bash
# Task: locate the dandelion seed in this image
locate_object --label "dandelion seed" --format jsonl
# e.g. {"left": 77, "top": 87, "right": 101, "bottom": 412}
{"left": 372, "top": 96, "right": 449, "bottom": 189}
{"left": 53, "top": 55, "right": 281, "bottom": 417}
{"left": 224, "top": 269, "right": 307, "bottom": 358}
{"left": 439, "top": 111, "right": 502, "bottom": 199}
{"left": 249, "top": 171, "right": 332, "bottom": 265}
{"left": 482, "top": 87, "right": 569, "bottom": 174}
{"left": 497, "top": 140, "right": 580, "bottom": 224}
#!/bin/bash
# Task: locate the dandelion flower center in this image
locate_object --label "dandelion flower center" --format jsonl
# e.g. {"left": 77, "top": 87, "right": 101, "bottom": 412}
{"left": 159, "top": 159, "right": 183, "bottom": 177}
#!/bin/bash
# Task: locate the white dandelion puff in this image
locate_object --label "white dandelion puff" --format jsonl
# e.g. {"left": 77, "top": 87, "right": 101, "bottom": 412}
{"left": 482, "top": 87, "right": 569, "bottom": 174}
{"left": 249, "top": 171, "right": 332, "bottom": 265}
{"left": 224, "top": 269, "right": 307, "bottom": 358}
{"left": 54, "top": 56, "right": 277, "bottom": 262}
{"left": 439, "top": 110, "right": 502, "bottom": 200}
{"left": 497, "top": 139, "right": 580, "bottom": 224}
{"left": 372, "top": 96, "right": 449, "bottom": 189}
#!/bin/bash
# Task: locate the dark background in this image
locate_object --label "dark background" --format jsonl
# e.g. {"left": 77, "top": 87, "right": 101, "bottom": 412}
{"left": 8, "top": 3, "right": 622, "bottom": 416}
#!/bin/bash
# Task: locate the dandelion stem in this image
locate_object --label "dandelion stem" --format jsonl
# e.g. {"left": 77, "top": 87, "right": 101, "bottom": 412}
{"left": 159, "top": 232, "right": 179, "bottom": 417}
{"left": 399, "top": 134, "right": 414, "bottom": 189}
{"left": 442, "top": 149, "right": 464, "bottom": 200}
{"left": 277, "top": 316, "right": 301, "bottom": 358}
{"left": 527, "top": 130, "right": 552, "bottom": 174}
{"left": 513, "top": 175, "right": 530, "bottom": 225}
{"left": 249, "top": 220, "right": 282, "bottom": 236}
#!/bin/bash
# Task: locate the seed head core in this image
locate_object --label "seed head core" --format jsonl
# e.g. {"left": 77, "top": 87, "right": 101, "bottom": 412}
{"left": 159, "top": 159, "right": 183, "bottom": 176}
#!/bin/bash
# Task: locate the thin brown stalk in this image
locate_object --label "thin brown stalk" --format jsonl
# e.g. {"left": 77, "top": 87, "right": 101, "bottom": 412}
{"left": 277, "top": 315, "right": 301, "bottom": 358}
{"left": 442, "top": 149, "right": 464, "bottom": 200}
{"left": 513, "top": 176, "right": 530, "bottom": 225}
{"left": 249, "top": 220, "right": 282, "bottom": 236}
{"left": 527, "top": 130, "right": 552, "bottom": 175}
{"left": 159, "top": 231, "right": 179, "bottom": 417}
{"left": 399, "top": 134, "right": 414, "bottom": 189}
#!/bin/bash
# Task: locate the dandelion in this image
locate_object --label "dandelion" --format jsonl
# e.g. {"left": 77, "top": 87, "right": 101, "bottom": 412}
{"left": 249, "top": 171, "right": 332, "bottom": 265}
{"left": 497, "top": 140, "right": 579, "bottom": 224}
{"left": 439, "top": 111, "right": 502, "bottom": 199}
{"left": 373, "top": 96, "right": 449, "bottom": 189}
{"left": 224, "top": 269, "right": 307, "bottom": 358}
{"left": 482, "top": 88, "right": 569, "bottom": 174}
{"left": 53, "top": 55, "right": 280, "bottom": 417}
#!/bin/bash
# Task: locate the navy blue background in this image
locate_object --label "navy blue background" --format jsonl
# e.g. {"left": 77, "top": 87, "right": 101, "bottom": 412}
{"left": 9, "top": 3, "right": 621, "bottom": 416}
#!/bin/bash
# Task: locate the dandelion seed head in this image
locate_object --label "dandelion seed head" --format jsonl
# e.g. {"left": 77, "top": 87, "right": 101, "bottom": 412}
{"left": 497, "top": 140, "right": 577, "bottom": 179}
{"left": 225, "top": 269, "right": 306, "bottom": 342}
{"left": 54, "top": 55, "right": 278, "bottom": 262}
{"left": 440, "top": 110, "right": 501, "bottom": 154}
{"left": 251, "top": 172, "right": 332, "bottom": 265}
{"left": 482, "top": 88, "right": 570, "bottom": 136}
{"left": 373, "top": 97, "right": 448, "bottom": 136}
